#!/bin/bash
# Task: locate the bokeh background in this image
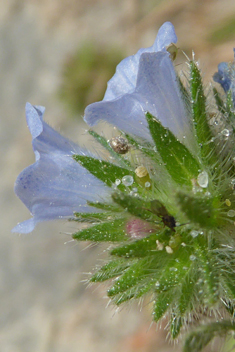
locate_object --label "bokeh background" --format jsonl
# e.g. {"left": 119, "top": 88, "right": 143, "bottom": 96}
{"left": 2, "top": 0, "right": 235, "bottom": 351}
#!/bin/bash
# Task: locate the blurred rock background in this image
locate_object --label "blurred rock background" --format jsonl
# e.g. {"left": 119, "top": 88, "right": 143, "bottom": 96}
{"left": 2, "top": 0, "right": 235, "bottom": 351}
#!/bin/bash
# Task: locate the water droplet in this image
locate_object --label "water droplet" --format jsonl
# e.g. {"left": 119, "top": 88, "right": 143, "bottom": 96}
{"left": 221, "top": 129, "right": 230, "bottom": 137}
{"left": 190, "top": 230, "right": 199, "bottom": 238}
{"left": 227, "top": 210, "right": 235, "bottom": 217}
{"left": 190, "top": 255, "right": 196, "bottom": 261}
{"left": 155, "top": 281, "right": 160, "bottom": 288}
{"left": 197, "top": 171, "right": 209, "bottom": 188}
{"left": 145, "top": 182, "right": 151, "bottom": 188}
{"left": 115, "top": 179, "right": 121, "bottom": 186}
{"left": 169, "top": 267, "right": 178, "bottom": 272}
{"left": 122, "top": 175, "right": 134, "bottom": 186}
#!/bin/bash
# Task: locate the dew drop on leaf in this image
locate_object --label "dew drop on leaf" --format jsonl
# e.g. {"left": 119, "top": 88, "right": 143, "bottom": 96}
{"left": 190, "top": 230, "right": 199, "bottom": 238}
{"left": 197, "top": 171, "right": 209, "bottom": 188}
{"left": 221, "top": 129, "right": 230, "bottom": 137}
{"left": 122, "top": 175, "right": 134, "bottom": 186}
{"left": 227, "top": 209, "right": 235, "bottom": 217}
{"left": 189, "top": 255, "right": 196, "bottom": 261}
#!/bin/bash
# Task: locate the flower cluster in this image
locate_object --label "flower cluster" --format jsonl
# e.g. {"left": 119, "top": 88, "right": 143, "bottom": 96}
{"left": 13, "top": 22, "right": 235, "bottom": 351}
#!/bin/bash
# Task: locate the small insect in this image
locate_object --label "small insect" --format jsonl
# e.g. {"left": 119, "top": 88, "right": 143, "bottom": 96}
{"left": 109, "top": 136, "right": 129, "bottom": 154}
{"left": 149, "top": 200, "right": 176, "bottom": 232}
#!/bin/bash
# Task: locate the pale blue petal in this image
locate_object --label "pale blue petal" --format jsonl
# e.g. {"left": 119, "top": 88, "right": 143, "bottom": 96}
{"left": 85, "top": 52, "right": 190, "bottom": 142}
{"left": 213, "top": 62, "right": 231, "bottom": 92}
{"left": 12, "top": 219, "right": 35, "bottom": 234}
{"left": 13, "top": 103, "right": 111, "bottom": 233}
{"left": 102, "top": 22, "right": 177, "bottom": 101}
{"left": 152, "top": 21, "right": 177, "bottom": 52}
{"left": 213, "top": 52, "right": 235, "bottom": 105}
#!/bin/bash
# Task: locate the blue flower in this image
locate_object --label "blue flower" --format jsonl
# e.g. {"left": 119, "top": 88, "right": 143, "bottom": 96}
{"left": 13, "top": 103, "right": 110, "bottom": 233}
{"left": 84, "top": 22, "right": 192, "bottom": 143}
{"left": 13, "top": 22, "right": 190, "bottom": 234}
{"left": 213, "top": 49, "right": 235, "bottom": 102}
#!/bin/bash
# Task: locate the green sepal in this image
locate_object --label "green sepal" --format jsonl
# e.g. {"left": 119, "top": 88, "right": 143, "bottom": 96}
{"left": 74, "top": 211, "right": 119, "bottom": 223}
{"left": 226, "top": 90, "right": 235, "bottom": 126}
{"left": 73, "top": 155, "right": 136, "bottom": 191}
{"left": 220, "top": 264, "right": 235, "bottom": 302}
{"left": 221, "top": 299, "right": 235, "bottom": 317}
{"left": 72, "top": 218, "right": 127, "bottom": 242}
{"left": 110, "top": 230, "right": 170, "bottom": 258}
{"left": 107, "top": 256, "right": 164, "bottom": 299}
{"left": 190, "top": 61, "right": 215, "bottom": 161}
{"left": 155, "top": 245, "right": 194, "bottom": 293}
{"left": 170, "top": 314, "right": 182, "bottom": 339}
{"left": 125, "top": 133, "right": 161, "bottom": 162}
{"left": 112, "top": 192, "right": 159, "bottom": 222}
{"left": 213, "top": 87, "right": 225, "bottom": 114}
{"left": 91, "top": 260, "right": 131, "bottom": 282}
{"left": 178, "top": 265, "right": 198, "bottom": 315}
{"left": 177, "top": 191, "right": 220, "bottom": 228}
{"left": 146, "top": 112, "right": 200, "bottom": 186}
{"left": 88, "top": 130, "right": 131, "bottom": 168}
{"left": 153, "top": 290, "right": 175, "bottom": 322}
{"left": 195, "top": 238, "right": 220, "bottom": 304}
{"left": 87, "top": 201, "right": 121, "bottom": 212}
{"left": 183, "top": 321, "right": 235, "bottom": 352}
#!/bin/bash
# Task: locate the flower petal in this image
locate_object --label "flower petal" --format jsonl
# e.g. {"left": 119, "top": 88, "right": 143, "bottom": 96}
{"left": 213, "top": 50, "right": 235, "bottom": 102}
{"left": 102, "top": 22, "right": 177, "bottom": 101}
{"left": 13, "top": 103, "right": 111, "bottom": 233}
{"left": 85, "top": 52, "right": 190, "bottom": 142}
{"left": 213, "top": 62, "right": 231, "bottom": 93}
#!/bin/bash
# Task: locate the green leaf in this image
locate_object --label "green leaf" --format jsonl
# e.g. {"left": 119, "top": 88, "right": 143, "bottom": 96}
{"left": 88, "top": 130, "right": 131, "bottom": 168}
{"left": 183, "top": 321, "right": 235, "bottom": 352}
{"left": 91, "top": 260, "right": 131, "bottom": 282}
{"left": 146, "top": 112, "right": 200, "bottom": 186}
{"left": 112, "top": 192, "right": 159, "bottom": 222}
{"left": 72, "top": 218, "right": 127, "bottom": 242}
{"left": 190, "top": 61, "right": 215, "bottom": 161}
{"left": 177, "top": 191, "right": 220, "bottom": 228}
{"left": 73, "top": 155, "right": 136, "bottom": 190}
